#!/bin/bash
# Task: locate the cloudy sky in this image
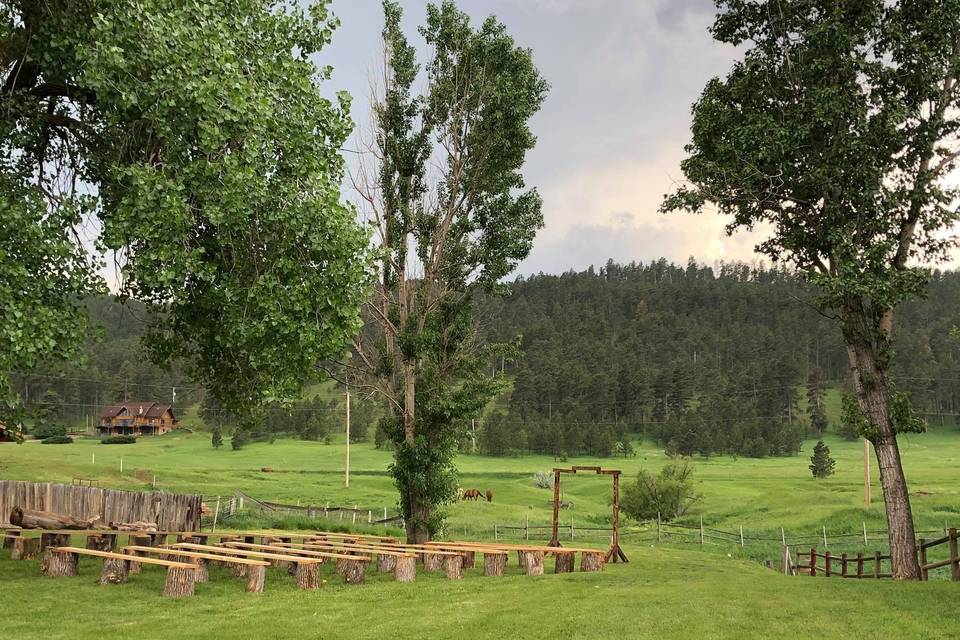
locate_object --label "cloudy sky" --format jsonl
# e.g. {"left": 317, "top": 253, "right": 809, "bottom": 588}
{"left": 318, "top": 0, "right": 769, "bottom": 276}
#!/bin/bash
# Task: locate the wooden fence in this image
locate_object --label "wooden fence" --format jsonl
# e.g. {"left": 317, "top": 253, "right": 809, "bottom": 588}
{"left": 920, "top": 528, "right": 960, "bottom": 581}
{"left": 788, "top": 547, "right": 892, "bottom": 578}
{"left": 0, "top": 480, "right": 202, "bottom": 531}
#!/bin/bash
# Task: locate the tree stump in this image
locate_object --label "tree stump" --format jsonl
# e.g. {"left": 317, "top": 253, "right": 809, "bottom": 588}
{"left": 4, "top": 530, "right": 20, "bottom": 548}
{"left": 523, "top": 550, "right": 545, "bottom": 576}
{"left": 287, "top": 561, "right": 299, "bottom": 577}
{"left": 580, "top": 551, "right": 605, "bottom": 572}
{"left": 40, "top": 533, "right": 69, "bottom": 551}
{"left": 232, "top": 562, "right": 248, "bottom": 578}
{"left": 394, "top": 555, "right": 416, "bottom": 583}
{"left": 554, "top": 551, "right": 575, "bottom": 574}
{"left": 99, "top": 557, "right": 130, "bottom": 584}
{"left": 163, "top": 566, "right": 196, "bottom": 598}
{"left": 423, "top": 552, "right": 443, "bottom": 572}
{"left": 461, "top": 550, "right": 476, "bottom": 569}
{"left": 246, "top": 564, "right": 266, "bottom": 593}
{"left": 444, "top": 555, "right": 464, "bottom": 579}
{"left": 194, "top": 558, "right": 209, "bottom": 583}
{"left": 42, "top": 549, "right": 78, "bottom": 577}
{"left": 484, "top": 552, "right": 508, "bottom": 577}
{"left": 149, "top": 533, "right": 167, "bottom": 547}
{"left": 377, "top": 553, "right": 397, "bottom": 573}
{"left": 128, "top": 535, "right": 153, "bottom": 574}
{"left": 338, "top": 558, "right": 366, "bottom": 584}
{"left": 517, "top": 550, "right": 527, "bottom": 568}
{"left": 86, "top": 535, "right": 113, "bottom": 552}
{"left": 295, "top": 562, "right": 320, "bottom": 590}
{"left": 11, "top": 537, "right": 39, "bottom": 560}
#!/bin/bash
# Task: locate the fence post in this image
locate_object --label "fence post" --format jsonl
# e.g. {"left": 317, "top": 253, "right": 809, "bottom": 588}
{"left": 825, "top": 550, "right": 832, "bottom": 577}
{"left": 525, "top": 514, "right": 529, "bottom": 541}
{"left": 822, "top": 525, "right": 828, "bottom": 549}
{"left": 570, "top": 515, "right": 574, "bottom": 542}
{"left": 874, "top": 551, "right": 881, "bottom": 578}
{"left": 862, "top": 522, "right": 868, "bottom": 545}
{"left": 949, "top": 528, "right": 959, "bottom": 582}
{"left": 840, "top": 553, "right": 848, "bottom": 578}
{"left": 810, "top": 548, "right": 817, "bottom": 577}
{"left": 384, "top": 506, "right": 388, "bottom": 520}
{"left": 919, "top": 538, "right": 928, "bottom": 581}
{"left": 368, "top": 510, "right": 372, "bottom": 524}
{"left": 739, "top": 525, "right": 744, "bottom": 548}
{"left": 657, "top": 512, "right": 662, "bottom": 543}
{"left": 699, "top": 517, "right": 704, "bottom": 545}
{"left": 780, "top": 527, "right": 785, "bottom": 546}
{"left": 856, "top": 553, "right": 864, "bottom": 578}
{"left": 781, "top": 546, "right": 790, "bottom": 575}
{"left": 352, "top": 505, "right": 357, "bottom": 525}
{"left": 494, "top": 524, "right": 498, "bottom": 540}
{"left": 212, "top": 496, "right": 220, "bottom": 533}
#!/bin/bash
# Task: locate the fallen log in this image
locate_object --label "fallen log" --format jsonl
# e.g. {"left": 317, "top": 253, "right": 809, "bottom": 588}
{"left": 108, "top": 521, "right": 159, "bottom": 532}
{"left": 10, "top": 506, "right": 99, "bottom": 530}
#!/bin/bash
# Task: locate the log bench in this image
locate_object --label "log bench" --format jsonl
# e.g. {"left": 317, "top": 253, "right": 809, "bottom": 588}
{"left": 172, "top": 543, "right": 327, "bottom": 590}
{"left": 220, "top": 541, "right": 373, "bottom": 585}
{"left": 47, "top": 547, "right": 199, "bottom": 597}
{"left": 124, "top": 546, "right": 271, "bottom": 592}
{"left": 298, "top": 542, "right": 416, "bottom": 575}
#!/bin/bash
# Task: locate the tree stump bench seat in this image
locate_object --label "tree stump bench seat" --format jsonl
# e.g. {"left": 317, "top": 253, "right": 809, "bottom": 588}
{"left": 46, "top": 546, "right": 199, "bottom": 597}
{"left": 295, "top": 542, "right": 415, "bottom": 577}
{"left": 11, "top": 536, "right": 40, "bottom": 560}
{"left": 173, "top": 543, "right": 327, "bottom": 590}
{"left": 124, "top": 546, "right": 270, "bottom": 592}
{"left": 220, "top": 541, "right": 376, "bottom": 586}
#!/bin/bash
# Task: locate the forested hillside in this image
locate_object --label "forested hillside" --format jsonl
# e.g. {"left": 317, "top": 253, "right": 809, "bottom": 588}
{"left": 481, "top": 260, "right": 960, "bottom": 457}
{"left": 12, "top": 260, "right": 960, "bottom": 457}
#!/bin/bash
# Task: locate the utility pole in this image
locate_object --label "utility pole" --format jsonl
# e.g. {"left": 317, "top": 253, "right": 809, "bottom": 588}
{"left": 863, "top": 438, "right": 871, "bottom": 507}
{"left": 344, "top": 386, "right": 350, "bottom": 488}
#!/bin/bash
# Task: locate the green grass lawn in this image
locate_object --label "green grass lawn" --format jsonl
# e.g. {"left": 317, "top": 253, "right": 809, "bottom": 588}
{"left": 1, "top": 542, "right": 957, "bottom": 640}
{"left": 2, "top": 428, "right": 960, "bottom": 638}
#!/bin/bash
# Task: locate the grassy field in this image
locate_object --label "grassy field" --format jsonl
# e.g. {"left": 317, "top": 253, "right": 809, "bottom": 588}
{"left": 2, "top": 426, "right": 960, "bottom": 638}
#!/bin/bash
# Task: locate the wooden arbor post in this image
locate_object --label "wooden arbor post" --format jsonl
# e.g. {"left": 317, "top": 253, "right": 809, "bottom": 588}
{"left": 548, "top": 466, "right": 628, "bottom": 563}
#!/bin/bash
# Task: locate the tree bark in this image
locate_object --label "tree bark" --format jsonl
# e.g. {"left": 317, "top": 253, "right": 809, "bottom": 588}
{"left": 843, "top": 301, "right": 921, "bottom": 580}
{"left": 3, "top": 530, "right": 20, "bottom": 548}
{"left": 11, "top": 537, "right": 39, "bottom": 560}
{"left": 86, "top": 535, "right": 114, "bottom": 552}
{"left": 461, "top": 550, "right": 476, "bottom": 569}
{"left": 523, "top": 551, "right": 544, "bottom": 576}
{"left": 484, "top": 552, "right": 507, "bottom": 577}
{"left": 554, "top": 552, "right": 575, "bottom": 574}
{"left": 295, "top": 562, "right": 320, "bottom": 589}
{"left": 394, "top": 555, "right": 416, "bottom": 582}
{"left": 443, "top": 555, "right": 464, "bottom": 579}
{"left": 377, "top": 553, "right": 398, "bottom": 573}
{"left": 163, "top": 566, "right": 195, "bottom": 597}
{"left": 232, "top": 562, "right": 248, "bottom": 578}
{"left": 42, "top": 549, "right": 78, "bottom": 577}
{"left": 10, "top": 507, "right": 98, "bottom": 530}
{"left": 337, "top": 558, "right": 366, "bottom": 584}
{"left": 194, "top": 558, "right": 209, "bottom": 583}
{"left": 128, "top": 534, "right": 153, "bottom": 574}
{"left": 245, "top": 564, "right": 266, "bottom": 593}
{"left": 99, "top": 557, "right": 130, "bottom": 584}
{"left": 423, "top": 552, "right": 443, "bottom": 572}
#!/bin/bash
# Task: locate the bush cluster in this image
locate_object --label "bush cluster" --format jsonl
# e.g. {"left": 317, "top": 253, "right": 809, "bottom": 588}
{"left": 101, "top": 435, "right": 137, "bottom": 444}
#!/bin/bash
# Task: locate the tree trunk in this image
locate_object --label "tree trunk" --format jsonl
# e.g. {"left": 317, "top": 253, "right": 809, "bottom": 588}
{"left": 10, "top": 507, "right": 98, "bottom": 530}
{"left": 99, "top": 557, "right": 130, "bottom": 584}
{"left": 245, "top": 565, "right": 266, "bottom": 593}
{"left": 11, "top": 537, "right": 39, "bottom": 560}
{"left": 843, "top": 302, "right": 921, "bottom": 580}
{"left": 163, "top": 566, "right": 195, "bottom": 597}
{"left": 42, "top": 549, "right": 78, "bottom": 577}
{"left": 517, "top": 550, "right": 527, "bottom": 568}
{"left": 86, "top": 535, "right": 114, "bottom": 552}
{"left": 395, "top": 555, "right": 417, "bottom": 582}
{"left": 444, "top": 555, "right": 464, "bottom": 579}
{"left": 554, "top": 552, "right": 575, "bottom": 574}
{"left": 377, "top": 553, "right": 397, "bottom": 573}
{"left": 523, "top": 551, "right": 544, "bottom": 576}
{"left": 461, "top": 550, "right": 475, "bottom": 569}
{"left": 295, "top": 562, "right": 320, "bottom": 589}
{"left": 484, "top": 552, "right": 507, "bottom": 577}
{"left": 404, "top": 489, "right": 432, "bottom": 544}
{"left": 40, "top": 533, "right": 70, "bottom": 551}
{"left": 194, "top": 558, "right": 209, "bottom": 583}
{"left": 580, "top": 551, "right": 605, "bottom": 572}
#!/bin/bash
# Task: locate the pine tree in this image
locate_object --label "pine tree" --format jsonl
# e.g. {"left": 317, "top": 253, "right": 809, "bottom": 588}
{"left": 809, "top": 440, "right": 836, "bottom": 479}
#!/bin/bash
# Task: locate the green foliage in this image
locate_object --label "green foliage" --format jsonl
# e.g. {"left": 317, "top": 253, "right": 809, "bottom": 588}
{"left": 31, "top": 423, "right": 67, "bottom": 440}
{"left": 101, "top": 435, "right": 137, "bottom": 445}
{"left": 41, "top": 435, "right": 73, "bottom": 445}
{"left": 1, "top": 0, "right": 369, "bottom": 434}
{"left": 532, "top": 471, "right": 554, "bottom": 489}
{"left": 621, "top": 458, "right": 701, "bottom": 522}
{"left": 809, "top": 440, "right": 837, "bottom": 479}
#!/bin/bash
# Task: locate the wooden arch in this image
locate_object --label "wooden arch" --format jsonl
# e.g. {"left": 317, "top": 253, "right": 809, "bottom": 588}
{"left": 548, "top": 465, "right": 628, "bottom": 563}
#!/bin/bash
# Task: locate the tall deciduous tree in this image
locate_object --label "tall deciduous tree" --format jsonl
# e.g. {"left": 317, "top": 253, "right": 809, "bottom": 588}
{"left": 343, "top": 1, "right": 547, "bottom": 542}
{"left": 1, "top": 1, "right": 369, "bottom": 426}
{"left": 663, "top": 0, "right": 960, "bottom": 579}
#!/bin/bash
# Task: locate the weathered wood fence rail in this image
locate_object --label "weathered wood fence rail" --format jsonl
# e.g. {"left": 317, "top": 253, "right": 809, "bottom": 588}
{"left": 790, "top": 547, "right": 893, "bottom": 578}
{"left": 919, "top": 528, "right": 960, "bottom": 581}
{"left": 0, "top": 480, "right": 201, "bottom": 531}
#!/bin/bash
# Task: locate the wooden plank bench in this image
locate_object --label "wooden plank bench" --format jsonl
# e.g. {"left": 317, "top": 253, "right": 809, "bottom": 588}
{"left": 220, "top": 541, "right": 375, "bottom": 586}
{"left": 294, "top": 541, "right": 418, "bottom": 580}
{"left": 47, "top": 546, "right": 199, "bottom": 597}
{"left": 424, "top": 541, "right": 591, "bottom": 574}
{"left": 124, "top": 545, "right": 270, "bottom": 592}
{"left": 172, "top": 543, "right": 327, "bottom": 589}
{"left": 337, "top": 541, "right": 468, "bottom": 576}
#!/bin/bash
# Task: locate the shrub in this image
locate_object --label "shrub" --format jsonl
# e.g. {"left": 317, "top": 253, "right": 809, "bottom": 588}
{"left": 32, "top": 423, "right": 67, "bottom": 440}
{"left": 101, "top": 435, "right": 137, "bottom": 444}
{"left": 809, "top": 440, "right": 836, "bottom": 479}
{"left": 533, "top": 471, "right": 554, "bottom": 489}
{"left": 621, "top": 458, "right": 701, "bottom": 522}
{"left": 41, "top": 435, "right": 73, "bottom": 444}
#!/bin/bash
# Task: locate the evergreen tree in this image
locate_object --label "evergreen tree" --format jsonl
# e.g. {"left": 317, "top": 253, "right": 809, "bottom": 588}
{"left": 809, "top": 440, "right": 836, "bottom": 479}
{"left": 211, "top": 427, "right": 223, "bottom": 450}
